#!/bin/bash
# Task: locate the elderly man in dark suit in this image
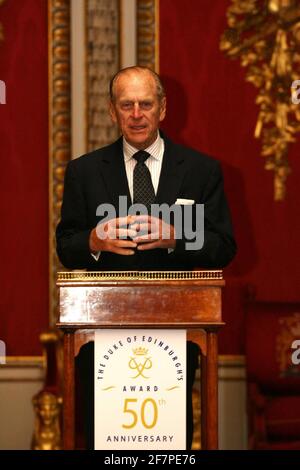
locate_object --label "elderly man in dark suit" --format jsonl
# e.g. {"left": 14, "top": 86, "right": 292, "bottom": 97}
{"left": 56, "top": 66, "right": 236, "bottom": 449}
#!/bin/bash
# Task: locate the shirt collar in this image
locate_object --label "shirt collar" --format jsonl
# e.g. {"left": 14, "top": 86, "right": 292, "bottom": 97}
{"left": 123, "top": 132, "right": 164, "bottom": 162}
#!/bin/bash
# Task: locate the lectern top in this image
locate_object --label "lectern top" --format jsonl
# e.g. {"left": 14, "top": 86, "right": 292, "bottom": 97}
{"left": 56, "top": 270, "right": 224, "bottom": 327}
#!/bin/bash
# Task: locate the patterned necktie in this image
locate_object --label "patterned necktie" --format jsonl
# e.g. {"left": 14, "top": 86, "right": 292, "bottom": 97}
{"left": 133, "top": 150, "right": 155, "bottom": 211}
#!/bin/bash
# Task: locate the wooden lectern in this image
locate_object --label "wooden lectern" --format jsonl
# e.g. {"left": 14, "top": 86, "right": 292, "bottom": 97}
{"left": 56, "top": 270, "right": 225, "bottom": 450}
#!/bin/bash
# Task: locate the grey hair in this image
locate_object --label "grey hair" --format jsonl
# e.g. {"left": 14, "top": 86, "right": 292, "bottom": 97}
{"left": 109, "top": 66, "right": 166, "bottom": 102}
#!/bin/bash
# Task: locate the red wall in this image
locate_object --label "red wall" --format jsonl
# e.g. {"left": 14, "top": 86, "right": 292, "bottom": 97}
{"left": 0, "top": 0, "right": 49, "bottom": 355}
{"left": 159, "top": 0, "right": 300, "bottom": 353}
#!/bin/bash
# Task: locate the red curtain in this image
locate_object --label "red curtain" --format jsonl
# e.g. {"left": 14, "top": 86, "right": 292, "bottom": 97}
{"left": 0, "top": 0, "right": 49, "bottom": 355}
{"left": 159, "top": 0, "right": 300, "bottom": 353}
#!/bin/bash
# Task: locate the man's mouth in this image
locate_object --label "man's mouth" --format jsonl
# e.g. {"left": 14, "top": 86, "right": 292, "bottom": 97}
{"left": 130, "top": 125, "right": 147, "bottom": 131}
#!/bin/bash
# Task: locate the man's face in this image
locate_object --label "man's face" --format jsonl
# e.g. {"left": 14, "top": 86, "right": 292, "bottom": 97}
{"left": 109, "top": 71, "right": 166, "bottom": 149}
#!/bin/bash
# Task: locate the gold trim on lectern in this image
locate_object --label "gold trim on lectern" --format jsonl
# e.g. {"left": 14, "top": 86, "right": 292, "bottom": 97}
{"left": 57, "top": 270, "right": 223, "bottom": 282}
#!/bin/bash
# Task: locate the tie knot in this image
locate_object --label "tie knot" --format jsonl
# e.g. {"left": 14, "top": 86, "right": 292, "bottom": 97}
{"left": 133, "top": 150, "right": 150, "bottom": 164}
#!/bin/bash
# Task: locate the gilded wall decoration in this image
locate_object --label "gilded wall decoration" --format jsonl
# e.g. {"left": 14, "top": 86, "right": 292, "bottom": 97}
{"left": 86, "top": 0, "right": 120, "bottom": 151}
{"left": 48, "top": 0, "right": 72, "bottom": 326}
{"left": 137, "top": 0, "right": 159, "bottom": 71}
{"left": 221, "top": 0, "right": 300, "bottom": 200}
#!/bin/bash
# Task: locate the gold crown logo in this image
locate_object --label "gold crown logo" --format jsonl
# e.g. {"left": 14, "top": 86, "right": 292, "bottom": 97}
{"left": 133, "top": 347, "right": 148, "bottom": 356}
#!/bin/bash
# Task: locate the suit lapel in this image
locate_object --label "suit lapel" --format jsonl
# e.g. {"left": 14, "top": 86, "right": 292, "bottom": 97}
{"left": 98, "top": 137, "right": 132, "bottom": 210}
{"left": 155, "top": 136, "right": 185, "bottom": 206}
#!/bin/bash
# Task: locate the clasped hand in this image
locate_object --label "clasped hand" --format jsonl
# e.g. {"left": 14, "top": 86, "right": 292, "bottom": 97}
{"left": 89, "top": 215, "right": 176, "bottom": 256}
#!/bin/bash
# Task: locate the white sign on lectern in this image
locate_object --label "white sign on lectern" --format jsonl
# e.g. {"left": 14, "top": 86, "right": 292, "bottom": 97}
{"left": 94, "top": 329, "right": 186, "bottom": 450}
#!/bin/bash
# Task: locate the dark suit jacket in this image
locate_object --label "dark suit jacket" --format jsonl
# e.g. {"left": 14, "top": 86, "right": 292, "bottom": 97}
{"left": 56, "top": 134, "right": 236, "bottom": 271}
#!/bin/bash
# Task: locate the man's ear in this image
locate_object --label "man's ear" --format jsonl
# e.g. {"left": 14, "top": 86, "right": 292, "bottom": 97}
{"left": 159, "top": 97, "right": 166, "bottom": 122}
{"left": 109, "top": 100, "right": 117, "bottom": 123}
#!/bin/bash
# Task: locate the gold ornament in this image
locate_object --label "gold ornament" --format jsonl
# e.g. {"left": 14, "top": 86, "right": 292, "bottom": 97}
{"left": 31, "top": 391, "right": 63, "bottom": 450}
{"left": 221, "top": 0, "right": 300, "bottom": 200}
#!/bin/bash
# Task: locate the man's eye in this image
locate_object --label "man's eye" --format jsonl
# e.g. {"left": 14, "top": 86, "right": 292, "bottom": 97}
{"left": 121, "top": 103, "right": 133, "bottom": 110}
{"left": 140, "top": 102, "right": 152, "bottom": 110}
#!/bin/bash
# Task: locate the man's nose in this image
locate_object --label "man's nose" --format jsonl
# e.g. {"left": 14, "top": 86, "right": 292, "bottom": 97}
{"left": 132, "top": 103, "right": 142, "bottom": 119}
